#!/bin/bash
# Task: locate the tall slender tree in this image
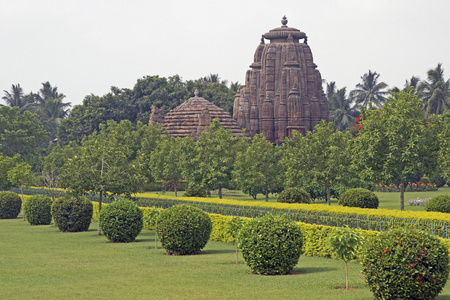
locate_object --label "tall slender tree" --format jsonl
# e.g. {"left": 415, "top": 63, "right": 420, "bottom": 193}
{"left": 418, "top": 63, "right": 450, "bottom": 116}
{"left": 1, "top": 84, "right": 33, "bottom": 111}
{"left": 350, "top": 70, "right": 388, "bottom": 108}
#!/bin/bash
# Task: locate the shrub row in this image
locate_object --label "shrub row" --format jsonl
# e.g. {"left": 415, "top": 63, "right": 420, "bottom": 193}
{"left": 10, "top": 187, "right": 450, "bottom": 239}
{"left": 375, "top": 182, "right": 438, "bottom": 192}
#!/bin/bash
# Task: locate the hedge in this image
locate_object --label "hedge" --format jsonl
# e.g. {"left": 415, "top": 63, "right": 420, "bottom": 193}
{"left": 13, "top": 187, "right": 450, "bottom": 239}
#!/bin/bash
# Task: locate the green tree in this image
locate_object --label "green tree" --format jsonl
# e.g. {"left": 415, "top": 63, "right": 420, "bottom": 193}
{"left": 418, "top": 63, "right": 450, "bottom": 116}
{"left": 60, "top": 121, "right": 145, "bottom": 235}
{"left": 189, "top": 119, "right": 237, "bottom": 199}
{"left": 438, "top": 111, "right": 450, "bottom": 180}
{"left": 149, "top": 135, "right": 185, "bottom": 197}
{"left": 1, "top": 84, "right": 33, "bottom": 111}
{"left": 327, "top": 82, "right": 359, "bottom": 131}
{"left": 282, "top": 121, "right": 353, "bottom": 205}
{"left": 327, "top": 227, "right": 364, "bottom": 289}
{"left": 0, "top": 106, "right": 48, "bottom": 166}
{"left": 0, "top": 154, "right": 18, "bottom": 190}
{"left": 350, "top": 70, "right": 388, "bottom": 108}
{"left": 353, "top": 90, "right": 440, "bottom": 210}
{"left": 7, "top": 162, "right": 34, "bottom": 220}
{"left": 233, "top": 133, "right": 281, "bottom": 201}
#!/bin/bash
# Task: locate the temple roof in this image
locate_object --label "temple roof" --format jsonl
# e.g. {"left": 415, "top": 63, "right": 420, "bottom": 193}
{"left": 263, "top": 16, "right": 307, "bottom": 42}
{"left": 162, "top": 90, "right": 244, "bottom": 139}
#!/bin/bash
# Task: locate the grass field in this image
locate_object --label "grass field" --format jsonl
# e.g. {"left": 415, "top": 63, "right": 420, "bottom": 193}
{"left": 3, "top": 213, "right": 450, "bottom": 299}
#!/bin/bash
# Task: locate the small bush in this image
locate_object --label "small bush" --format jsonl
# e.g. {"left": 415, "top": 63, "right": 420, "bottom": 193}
{"left": 24, "top": 195, "right": 52, "bottom": 225}
{"left": 362, "top": 228, "right": 449, "bottom": 300}
{"left": 338, "top": 188, "right": 379, "bottom": 209}
{"left": 237, "top": 214, "right": 303, "bottom": 275}
{"left": 425, "top": 194, "right": 450, "bottom": 213}
{"left": 0, "top": 191, "right": 21, "bottom": 219}
{"left": 155, "top": 204, "right": 212, "bottom": 255}
{"left": 408, "top": 197, "right": 430, "bottom": 206}
{"left": 277, "top": 188, "right": 310, "bottom": 204}
{"left": 51, "top": 196, "right": 93, "bottom": 232}
{"left": 99, "top": 199, "right": 143, "bottom": 243}
{"left": 183, "top": 184, "right": 207, "bottom": 197}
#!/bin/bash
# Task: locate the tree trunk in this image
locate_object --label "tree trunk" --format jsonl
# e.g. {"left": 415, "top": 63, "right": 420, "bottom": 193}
{"left": 98, "top": 191, "right": 102, "bottom": 236}
{"left": 345, "top": 261, "right": 349, "bottom": 289}
{"left": 174, "top": 180, "right": 178, "bottom": 197}
{"left": 155, "top": 232, "right": 158, "bottom": 249}
{"left": 21, "top": 186, "right": 25, "bottom": 221}
{"left": 400, "top": 179, "right": 405, "bottom": 211}
{"left": 218, "top": 184, "right": 222, "bottom": 199}
{"left": 326, "top": 182, "right": 331, "bottom": 205}
{"left": 236, "top": 245, "right": 239, "bottom": 264}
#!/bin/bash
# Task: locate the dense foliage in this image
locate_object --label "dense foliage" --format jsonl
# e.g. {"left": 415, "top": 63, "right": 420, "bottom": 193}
{"left": 338, "top": 188, "right": 379, "bottom": 209}
{"left": 0, "top": 191, "right": 22, "bottom": 219}
{"left": 23, "top": 195, "right": 52, "bottom": 225}
{"left": 237, "top": 214, "right": 303, "bottom": 275}
{"left": 277, "top": 187, "right": 311, "bottom": 204}
{"left": 362, "top": 228, "right": 449, "bottom": 300}
{"left": 51, "top": 196, "right": 93, "bottom": 232}
{"left": 425, "top": 194, "right": 450, "bottom": 213}
{"left": 155, "top": 204, "right": 212, "bottom": 255}
{"left": 99, "top": 199, "right": 143, "bottom": 242}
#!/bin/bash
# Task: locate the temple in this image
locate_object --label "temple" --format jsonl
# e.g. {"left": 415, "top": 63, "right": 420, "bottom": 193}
{"left": 150, "top": 90, "right": 243, "bottom": 140}
{"left": 233, "top": 16, "right": 329, "bottom": 143}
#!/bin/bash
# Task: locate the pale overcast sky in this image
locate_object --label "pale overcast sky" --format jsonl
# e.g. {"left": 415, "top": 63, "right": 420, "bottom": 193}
{"left": 1, "top": 0, "right": 449, "bottom": 107}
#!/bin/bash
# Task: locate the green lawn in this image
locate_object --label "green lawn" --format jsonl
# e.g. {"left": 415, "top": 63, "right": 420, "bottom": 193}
{"left": 2, "top": 215, "right": 450, "bottom": 299}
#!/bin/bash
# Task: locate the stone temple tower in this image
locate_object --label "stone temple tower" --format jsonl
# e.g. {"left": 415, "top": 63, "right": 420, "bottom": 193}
{"left": 233, "top": 16, "right": 329, "bottom": 144}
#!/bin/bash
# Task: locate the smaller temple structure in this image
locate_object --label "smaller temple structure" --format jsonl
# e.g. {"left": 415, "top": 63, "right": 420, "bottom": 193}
{"left": 149, "top": 90, "right": 244, "bottom": 140}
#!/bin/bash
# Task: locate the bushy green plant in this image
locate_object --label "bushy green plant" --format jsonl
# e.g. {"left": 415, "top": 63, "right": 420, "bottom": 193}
{"left": 338, "top": 188, "right": 379, "bottom": 209}
{"left": 0, "top": 191, "right": 21, "bottom": 219}
{"left": 277, "top": 187, "right": 311, "bottom": 204}
{"left": 183, "top": 184, "right": 207, "bottom": 197}
{"left": 23, "top": 195, "right": 52, "bottom": 225}
{"left": 237, "top": 214, "right": 303, "bottom": 275}
{"left": 51, "top": 196, "right": 93, "bottom": 232}
{"left": 155, "top": 204, "right": 212, "bottom": 255}
{"left": 362, "top": 228, "right": 449, "bottom": 300}
{"left": 225, "top": 217, "right": 248, "bottom": 264}
{"left": 99, "top": 199, "right": 143, "bottom": 243}
{"left": 327, "top": 227, "right": 364, "bottom": 289}
{"left": 425, "top": 194, "right": 450, "bottom": 213}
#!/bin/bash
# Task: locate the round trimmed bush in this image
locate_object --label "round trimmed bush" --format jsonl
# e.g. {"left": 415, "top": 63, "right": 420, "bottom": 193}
{"left": 362, "top": 228, "right": 449, "bottom": 299}
{"left": 155, "top": 204, "right": 212, "bottom": 255}
{"left": 99, "top": 199, "right": 143, "bottom": 242}
{"left": 51, "top": 196, "right": 93, "bottom": 232}
{"left": 338, "top": 188, "right": 379, "bottom": 209}
{"left": 24, "top": 195, "right": 52, "bottom": 225}
{"left": 0, "top": 191, "right": 21, "bottom": 219}
{"left": 425, "top": 194, "right": 450, "bottom": 213}
{"left": 277, "top": 187, "right": 311, "bottom": 204}
{"left": 183, "top": 184, "right": 207, "bottom": 197}
{"left": 237, "top": 214, "right": 303, "bottom": 275}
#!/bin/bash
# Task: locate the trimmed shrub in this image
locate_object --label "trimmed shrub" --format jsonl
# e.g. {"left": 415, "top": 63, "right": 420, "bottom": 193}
{"left": 0, "top": 191, "right": 21, "bottom": 219}
{"left": 99, "top": 199, "right": 143, "bottom": 243}
{"left": 183, "top": 184, "right": 207, "bottom": 197}
{"left": 425, "top": 194, "right": 450, "bottom": 213}
{"left": 24, "top": 195, "right": 52, "bottom": 225}
{"left": 277, "top": 187, "right": 310, "bottom": 204}
{"left": 338, "top": 188, "right": 379, "bottom": 209}
{"left": 237, "top": 214, "right": 303, "bottom": 275}
{"left": 51, "top": 196, "right": 93, "bottom": 232}
{"left": 155, "top": 204, "right": 212, "bottom": 255}
{"left": 362, "top": 228, "right": 449, "bottom": 300}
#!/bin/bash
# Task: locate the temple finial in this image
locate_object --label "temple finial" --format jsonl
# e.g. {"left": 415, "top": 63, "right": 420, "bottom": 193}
{"left": 281, "top": 15, "right": 288, "bottom": 26}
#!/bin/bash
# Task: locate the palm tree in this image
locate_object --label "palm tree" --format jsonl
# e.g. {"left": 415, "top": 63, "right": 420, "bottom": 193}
{"left": 230, "top": 81, "right": 241, "bottom": 93}
{"left": 38, "top": 81, "right": 64, "bottom": 101}
{"left": 389, "top": 76, "right": 421, "bottom": 94}
{"left": 350, "top": 70, "right": 388, "bottom": 108}
{"left": 418, "top": 63, "right": 450, "bottom": 116}
{"left": 1, "top": 84, "right": 33, "bottom": 110}
{"left": 327, "top": 82, "right": 359, "bottom": 131}
{"left": 37, "top": 97, "right": 71, "bottom": 121}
